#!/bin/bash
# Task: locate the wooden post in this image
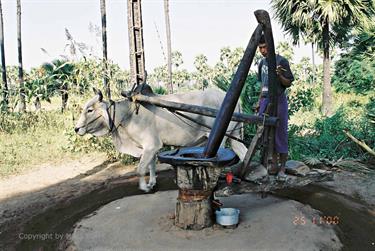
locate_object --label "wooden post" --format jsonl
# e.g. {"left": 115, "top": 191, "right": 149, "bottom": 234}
{"left": 100, "top": 0, "right": 110, "bottom": 99}
{"left": 174, "top": 165, "right": 222, "bottom": 230}
{"left": 254, "top": 10, "right": 279, "bottom": 169}
{"left": 158, "top": 147, "right": 238, "bottom": 230}
{"left": 129, "top": 93, "right": 278, "bottom": 126}
{"left": 0, "top": 0, "right": 8, "bottom": 110}
{"left": 127, "top": 0, "right": 146, "bottom": 85}
{"left": 203, "top": 24, "right": 263, "bottom": 158}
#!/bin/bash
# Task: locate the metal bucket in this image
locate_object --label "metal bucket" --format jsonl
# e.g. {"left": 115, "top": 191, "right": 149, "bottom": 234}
{"left": 215, "top": 208, "right": 240, "bottom": 226}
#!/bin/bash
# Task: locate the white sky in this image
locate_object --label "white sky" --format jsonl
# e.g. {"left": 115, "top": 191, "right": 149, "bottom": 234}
{"left": 1, "top": 0, "right": 319, "bottom": 71}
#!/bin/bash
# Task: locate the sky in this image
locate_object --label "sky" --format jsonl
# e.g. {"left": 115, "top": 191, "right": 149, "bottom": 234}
{"left": 1, "top": 0, "right": 319, "bottom": 72}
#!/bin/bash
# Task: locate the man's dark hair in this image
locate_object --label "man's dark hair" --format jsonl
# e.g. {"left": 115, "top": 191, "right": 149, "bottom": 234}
{"left": 259, "top": 34, "right": 266, "bottom": 44}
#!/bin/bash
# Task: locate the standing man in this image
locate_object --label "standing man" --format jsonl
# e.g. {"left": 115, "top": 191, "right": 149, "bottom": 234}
{"left": 256, "top": 35, "right": 294, "bottom": 179}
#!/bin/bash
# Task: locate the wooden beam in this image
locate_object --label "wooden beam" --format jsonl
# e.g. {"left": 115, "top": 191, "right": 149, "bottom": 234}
{"left": 131, "top": 93, "right": 278, "bottom": 126}
{"left": 240, "top": 125, "right": 265, "bottom": 178}
{"left": 343, "top": 129, "right": 375, "bottom": 157}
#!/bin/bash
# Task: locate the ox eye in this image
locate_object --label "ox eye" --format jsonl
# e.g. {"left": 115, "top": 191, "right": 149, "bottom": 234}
{"left": 87, "top": 108, "right": 94, "bottom": 113}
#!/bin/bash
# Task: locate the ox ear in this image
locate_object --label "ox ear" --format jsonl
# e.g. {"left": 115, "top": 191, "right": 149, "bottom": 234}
{"left": 92, "top": 87, "right": 103, "bottom": 102}
{"left": 97, "top": 90, "right": 103, "bottom": 102}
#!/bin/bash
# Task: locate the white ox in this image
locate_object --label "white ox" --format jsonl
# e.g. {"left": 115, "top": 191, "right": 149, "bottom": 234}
{"left": 75, "top": 88, "right": 247, "bottom": 192}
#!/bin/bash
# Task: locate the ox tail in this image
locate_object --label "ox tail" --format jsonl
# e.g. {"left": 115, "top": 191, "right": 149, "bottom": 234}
{"left": 229, "top": 102, "right": 247, "bottom": 162}
{"left": 238, "top": 103, "right": 244, "bottom": 141}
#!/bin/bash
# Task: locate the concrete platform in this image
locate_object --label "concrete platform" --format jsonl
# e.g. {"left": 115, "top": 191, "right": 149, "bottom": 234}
{"left": 71, "top": 191, "right": 342, "bottom": 251}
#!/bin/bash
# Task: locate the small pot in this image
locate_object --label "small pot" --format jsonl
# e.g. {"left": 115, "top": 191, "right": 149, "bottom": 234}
{"left": 215, "top": 208, "right": 240, "bottom": 226}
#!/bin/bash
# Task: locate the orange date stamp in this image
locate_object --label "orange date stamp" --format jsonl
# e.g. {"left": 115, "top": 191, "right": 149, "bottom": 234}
{"left": 293, "top": 215, "right": 340, "bottom": 225}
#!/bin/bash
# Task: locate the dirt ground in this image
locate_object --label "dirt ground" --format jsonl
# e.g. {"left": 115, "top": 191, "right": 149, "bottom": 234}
{"left": 0, "top": 156, "right": 374, "bottom": 250}
{"left": 71, "top": 190, "right": 342, "bottom": 251}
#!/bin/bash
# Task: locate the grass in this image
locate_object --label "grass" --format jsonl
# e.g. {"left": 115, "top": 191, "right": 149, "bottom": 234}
{"left": 0, "top": 96, "right": 102, "bottom": 178}
{"left": 0, "top": 126, "right": 74, "bottom": 177}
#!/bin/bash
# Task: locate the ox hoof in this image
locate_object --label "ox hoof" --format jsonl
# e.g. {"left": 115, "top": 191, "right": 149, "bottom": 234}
{"left": 147, "top": 182, "right": 156, "bottom": 190}
{"left": 147, "top": 177, "right": 157, "bottom": 190}
{"left": 139, "top": 183, "right": 150, "bottom": 193}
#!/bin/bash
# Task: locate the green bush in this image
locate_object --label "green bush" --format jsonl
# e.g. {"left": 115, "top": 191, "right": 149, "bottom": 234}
{"left": 153, "top": 86, "right": 168, "bottom": 95}
{"left": 288, "top": 105, "right": 374, "bottom": 161}
{"left": 0, "top": 111, "right": 65, "bottom": 134}
{"left": 287, "top": 82, "right": 317, "bottom": 115}
{"left": 333, "top": 56, "right": 375, "bottom": 94}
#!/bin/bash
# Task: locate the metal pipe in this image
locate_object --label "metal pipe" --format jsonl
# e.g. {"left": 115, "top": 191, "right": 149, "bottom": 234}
{"left": 203, "top": 23, "right": 263, "bottom": 158}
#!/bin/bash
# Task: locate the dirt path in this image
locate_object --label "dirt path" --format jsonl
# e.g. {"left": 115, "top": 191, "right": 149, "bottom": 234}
{"left": 0, "top": 153, "right": 107, "bottom": 201}
{"left": 0, "top": 153, "right": 139, "bottom": 250}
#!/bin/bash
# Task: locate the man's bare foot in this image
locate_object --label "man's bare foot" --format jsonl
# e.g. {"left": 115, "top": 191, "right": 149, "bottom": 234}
{"left": 268, "top": 165, "right": 279, "bottom": 175}
{"left": 276, "top": 167, "right": 287, "bottom": 181}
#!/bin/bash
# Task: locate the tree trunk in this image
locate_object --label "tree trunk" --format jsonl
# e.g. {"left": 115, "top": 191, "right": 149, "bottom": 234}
{"left": 311, "top": 42, "right": 315, "bottom": 85}
{"left": 322, "top": 19, "right": 333, "bottom": 116}
{"left": 164, "top": 0, "right": 173, "bottom": 93}
{"left": 61, "top": 83, "right": 68, "bottom": 112}
{"left": 17, "top": 0, "right": 25, "bottom": 112}
{"left": 0, "top": 0, "right": 8, "bottom": 110}
{"left": 100, "top": 0, "right": 110, "bottom": 99}
{"left": 34, "top": 96, "right": 41, "bottom": 111}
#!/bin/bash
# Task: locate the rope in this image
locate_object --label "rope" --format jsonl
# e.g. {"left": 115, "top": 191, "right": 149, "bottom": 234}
{"left": 164, "top": 107, "right": 246, "bottom": 144}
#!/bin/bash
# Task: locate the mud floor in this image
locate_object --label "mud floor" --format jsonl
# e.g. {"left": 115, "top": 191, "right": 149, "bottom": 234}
{"left": 70, "top": 191, "right": 342, "bottom": 251}
{"left": 0, "top": 159, "right": 374, "bottom": 251}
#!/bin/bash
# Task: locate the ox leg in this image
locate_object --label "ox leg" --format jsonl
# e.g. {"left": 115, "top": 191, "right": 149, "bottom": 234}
{"left": 148, "top": 156, "right": 157, "bottom": 189}
{"left": 138, "top": 149, "right": 159, "bottom": 192}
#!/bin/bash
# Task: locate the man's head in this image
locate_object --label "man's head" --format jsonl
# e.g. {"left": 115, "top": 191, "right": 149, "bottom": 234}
{"left": 258, "top": 35, "right": 268, "bottom": 57}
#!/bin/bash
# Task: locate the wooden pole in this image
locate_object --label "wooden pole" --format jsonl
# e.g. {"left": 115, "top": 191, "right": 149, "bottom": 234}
{"left": 100, "top": 0, "right": 110, "bottom": 99}
{"left": 203, "top": 24, "right": 263, "bottom": 158}
{"left": 254, "top": 10, "right": 278, "bottom": 168}
{"left": 0, "top": 0, "right": 8, "bottom": 110}
{"left": 127, "top": 0, "right": 146, "bottom": 85}
{"left": 130, "top": 93, "right": 278, "bottom": 126}
{"left": 164, "top": 0, "right": 173, "bottom": 93}
{"left": 17, "top": 0, "right": 25, "bottom": 112}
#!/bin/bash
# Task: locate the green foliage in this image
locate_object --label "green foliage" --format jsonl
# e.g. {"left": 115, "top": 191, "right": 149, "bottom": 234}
{"left": 276, "top": 41, "right": 294, "bottom": 62}
{"left": 271, "top": 0, "right": 375, "bottom": 48}
{"left": 288, "top": 105, "right": 374, "bottom": 160}
{"left": 333, "top": 56, "right": 375, "bottom": 94}
{"left": 148, "top": 51, "right": 191, "bottom": 90}
{"left": 193, "top": 54, "right": 211, "bottom": 89}
{"left": 333, "top": 25, "right": 375, "bottom": 94}
{"left": 0, "top": 110, "right": 65, "bottom": 134}
{"left": 288, "top": 82, "right": 316, "bottom": 115}
{"left": 154, "top": 86, "right": 167, "bottom": 95}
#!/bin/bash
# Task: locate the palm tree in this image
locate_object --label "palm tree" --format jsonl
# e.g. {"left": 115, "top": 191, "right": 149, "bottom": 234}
{"left": 100, "top": 0, "right": 110, "bottom": 99}
{"left": 0, "top": 0, "right": 8, "bottom": 110}
{"left": 164, "top": 0, "right": 173, "bottom": 93}
{"left": 272, "top": 0, "right": 374, "bottom": 116}
{"left": 17, "top": 0, "right": 26, "bottom": 112}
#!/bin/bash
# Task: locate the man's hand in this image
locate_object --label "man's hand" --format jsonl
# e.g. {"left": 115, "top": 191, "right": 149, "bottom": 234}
{"left": 276, "top": 65, "right": 286, "bottom": 76}
{"left": 276, "top": 65, "right": 292, "bottom": 87}
{"left": 253, "top": 102, "right": 260, "bottom": 114}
